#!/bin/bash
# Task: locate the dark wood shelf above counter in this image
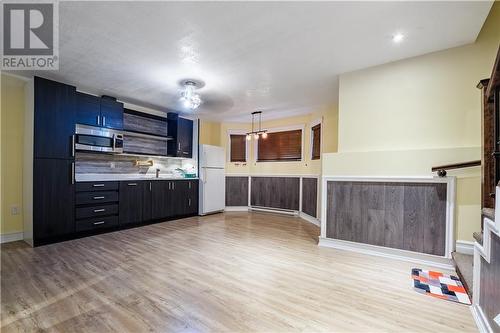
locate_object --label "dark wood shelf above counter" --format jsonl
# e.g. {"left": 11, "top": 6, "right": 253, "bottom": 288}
{"left": 123, "top": 109, "right": 169, "bottom": 138}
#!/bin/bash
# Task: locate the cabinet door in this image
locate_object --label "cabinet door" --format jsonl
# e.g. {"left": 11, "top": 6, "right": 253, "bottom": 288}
{"left": 33, "top": 159, "right": 75, "bottom": 240}
{"left": 119, "top": 181, "right": 143, "bottom": 225}
{"left": 186, "top": 180, "right": 199, "bottom": 215}
{"left": 100, "top": 97, "right": 123, "bottom": 130}
{"left": 167, "top": 113, "right": 193, "bottom": 158}
{"left": 151, "top": 181, "right": 174, "bottom": 220}
{"left": 143, "top": 181, "right": 152, "bottom": 221}
{"left": 171, "top": 181, "right": 188, "bottom": 215}
{"left": 34, "top": 77, "right": 76, "bottom": 159}
{"left": 171, "top": 180, "right": 198, "bottom": 216}
{"left": 178, "top": 118, "right": 193, "bottom": 158}
{"left": 76, "top": 92, "right": 101, "bottom": 126}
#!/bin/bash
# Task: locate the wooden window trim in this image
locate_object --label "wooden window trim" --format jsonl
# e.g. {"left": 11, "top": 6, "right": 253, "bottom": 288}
{"left": 311, "top": 123, "right": 321, "bottom": 160}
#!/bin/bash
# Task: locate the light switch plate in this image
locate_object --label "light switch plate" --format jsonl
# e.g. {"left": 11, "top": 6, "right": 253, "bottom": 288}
{"left": 494, "top": 313, "right": 500, "bottom": 327}
{"left": 11, "top": 206, "right": 20, "bottom": 215}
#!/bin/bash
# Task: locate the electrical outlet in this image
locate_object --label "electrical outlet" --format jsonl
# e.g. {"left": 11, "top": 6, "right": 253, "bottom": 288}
{"left": 494, "top": 313, "right": 500, "bottom": 327}
{"left": 11, "top": 206, "right": 20, "bottom": 215}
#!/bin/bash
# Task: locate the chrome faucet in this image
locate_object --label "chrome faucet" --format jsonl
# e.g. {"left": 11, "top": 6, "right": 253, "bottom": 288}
{"left": 155, "top": 168, "right": 160, "bottom": 178}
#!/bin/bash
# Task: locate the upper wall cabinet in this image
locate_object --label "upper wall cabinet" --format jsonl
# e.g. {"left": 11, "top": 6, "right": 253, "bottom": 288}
{"left": 34, "top": 77, "right": 76, "bottom": 159}
{"left": 76, "top": 92, "right": 100, "bottom": 127}
{"left": 167, "top": 113, "right": 193, "bottom": 158}
{"left": 76, "top": 92, "right": 123, "bottom": 130}
{"left": 100, "top": 96, "right": 123, "bottom": 130}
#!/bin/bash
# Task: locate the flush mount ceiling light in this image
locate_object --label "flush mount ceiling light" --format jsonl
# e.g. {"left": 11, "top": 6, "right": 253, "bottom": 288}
{"left": 246, "top": 111, "right": 268, "bottom": 141}
{"left": 392, "top": 33, "right": 405, "bottom": 43}
{"left": 179, "top": 79, "right": 203, "bottom": 110}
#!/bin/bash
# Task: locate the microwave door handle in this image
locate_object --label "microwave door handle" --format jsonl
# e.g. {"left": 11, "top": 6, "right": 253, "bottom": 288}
{"left": 112, "top": 134, "right": 116, "bottom": 150}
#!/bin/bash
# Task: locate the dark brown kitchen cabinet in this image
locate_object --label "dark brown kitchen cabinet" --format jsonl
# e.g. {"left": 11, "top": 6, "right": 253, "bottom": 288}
{"left": 119, "top": 181, "right": 143, "bottom": 225}
{"left": 151, "top": 180, "right": 175, "bottom": 220}
{"left": 34, "top": 77, "right": 76, "bottom": 160}
{"left": 75, "top": 181, "right": 119, "bottom": 233}
{"left": 167, "top": 113, "right": 193, "bottom": 158}
{"left": 76, "top": 93, "right": 123, "bottom": 130}
{"left": 76, "top": 92, "right": 101, "bottom": 127}
{"left": 100, "top": 96, "right": 123, "bottom": 130}
{"left": 143, "top": 181, "right": 152, "bottom": 222}
{"left": 150, "top": 180, "right": 198, "bottom": 220}
{"left": 33, "top": 159, "right": 75, "bottom": 242}
{"left": 175, "top": 180, "right": 198, "bottom": 215}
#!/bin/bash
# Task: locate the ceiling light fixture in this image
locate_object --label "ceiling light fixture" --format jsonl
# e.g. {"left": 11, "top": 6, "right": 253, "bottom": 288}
{"left": 392, "top": 33, "right": 405, "bottom": 43}
{"left": 180, "top": 80, "right": 201, "bottom": 110}
{"left": 246, "top": 111, "right": 267, "bottom": 141}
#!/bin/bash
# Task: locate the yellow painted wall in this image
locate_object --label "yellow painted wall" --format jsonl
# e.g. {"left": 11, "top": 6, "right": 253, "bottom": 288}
{"left": 220, "top": 104, "right": 338, "bottom": 176}
{"left": 327, "top": 3, "right": 500, "bottom": 242}
{"left": 1, "top": 74, "right": 26, "bottom": 235}
{"left": 199, "top": 120, "right": 222, "bottom": 146}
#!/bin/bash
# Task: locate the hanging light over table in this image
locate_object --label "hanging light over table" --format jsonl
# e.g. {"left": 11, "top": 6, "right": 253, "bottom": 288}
{"left": 246, "top": 111, "right": 267, "bottom": 140}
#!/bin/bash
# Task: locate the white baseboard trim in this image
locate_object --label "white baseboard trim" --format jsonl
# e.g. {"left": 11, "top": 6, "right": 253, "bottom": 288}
{"left": 456, "top": 240, "right": 474, "bottom": 255}
{"left": 299, "top": 212, "right": 320, "bottom": 227}
{"left": 0, "top": 232, "right": 24, "bottom": 244}
{"left": 470, "top": 304, "right": 493, "bottom": 333}
{"left": 224, "top": 206, "right": 249, "bottom": 212}
{"left": 318, "top": 237, "right": 454, "bottom": 270}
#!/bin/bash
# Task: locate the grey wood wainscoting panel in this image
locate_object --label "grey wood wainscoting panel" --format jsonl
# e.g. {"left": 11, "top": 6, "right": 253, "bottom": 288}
{"left": 302, "top": 178, "right": 318, "bottom": 218}
{"left": 326, "top": 181, "right": 447, "bottom": 256}
{"left": 225, "top": 177, "right": 249, "bottom": 206}
{"left": 479, "top": 232, "right": 500, "bottom": 332}
{"left": 251, "top": 177, "right": 300, "bottom": 211}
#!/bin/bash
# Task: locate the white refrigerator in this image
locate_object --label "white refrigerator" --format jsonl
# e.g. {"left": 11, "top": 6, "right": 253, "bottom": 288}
{"left": 199, "top": 144, "right": 226, "bottom": 215}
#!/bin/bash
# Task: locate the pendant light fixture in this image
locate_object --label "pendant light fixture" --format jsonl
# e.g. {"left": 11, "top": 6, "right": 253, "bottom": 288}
{"left": 246, "top": 111, "right": 268, "bottom": 141}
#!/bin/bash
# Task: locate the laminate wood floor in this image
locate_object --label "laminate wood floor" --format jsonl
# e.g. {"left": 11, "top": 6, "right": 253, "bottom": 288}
{"left": 1, "top": 212, "right": 476, "bottom": 332}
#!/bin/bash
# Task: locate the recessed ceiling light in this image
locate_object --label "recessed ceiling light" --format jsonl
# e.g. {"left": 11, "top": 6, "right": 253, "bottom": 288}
{"left": 392, "top": 33, "right": 405, "bottom": 43}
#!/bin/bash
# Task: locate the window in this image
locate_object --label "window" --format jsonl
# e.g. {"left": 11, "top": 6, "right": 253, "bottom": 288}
{"left": 230, "top": 134, "right": 246, "bottom": 162}
{"left": 311, "top": 124, "right": 321, "bottom": 160}
{"left": 257, "top": 129, "right": 302, "bottom": 162}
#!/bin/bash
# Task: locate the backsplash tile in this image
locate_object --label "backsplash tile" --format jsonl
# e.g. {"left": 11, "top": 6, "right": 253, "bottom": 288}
{"left": 75, "top": 152, "right": 197, "bottom": 177}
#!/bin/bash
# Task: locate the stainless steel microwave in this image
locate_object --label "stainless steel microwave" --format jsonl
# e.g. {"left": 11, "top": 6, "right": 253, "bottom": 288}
{"left": 75, "top": 124, "right": 124, "bottom": 154}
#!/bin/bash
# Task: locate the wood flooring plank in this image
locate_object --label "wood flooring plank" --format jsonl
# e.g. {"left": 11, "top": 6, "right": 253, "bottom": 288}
{"left": 1, "top": 212, "right": 475, "bottom": 333}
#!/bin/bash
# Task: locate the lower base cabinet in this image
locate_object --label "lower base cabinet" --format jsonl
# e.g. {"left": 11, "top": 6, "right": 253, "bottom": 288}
{"left": 75, "top": 181, "right": 119, "bottom": 233}
{"left": 149, "top": 179, "right": 198, "bottom": 220}
{"left": 53, "top": 179, "right": 201, "bottom": 246}
{"left": 33, "top": 158, "right": 75, "bottom": 242}
{"left": 119, "top": 181, "right": 144, "bottom": 225}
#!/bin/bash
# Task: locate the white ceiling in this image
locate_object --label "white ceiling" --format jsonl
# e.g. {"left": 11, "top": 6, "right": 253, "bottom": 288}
{"left": 17, "top": 1, "right": 492, "bottom": 122}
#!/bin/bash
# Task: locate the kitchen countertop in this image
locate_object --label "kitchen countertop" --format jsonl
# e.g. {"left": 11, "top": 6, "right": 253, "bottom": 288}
{"left": 75, "top": 173, "right": 199, "bottom": 182}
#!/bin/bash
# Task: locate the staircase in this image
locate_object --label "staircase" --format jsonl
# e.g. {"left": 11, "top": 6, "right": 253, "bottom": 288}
{"left": 451, "top": 252, "right": 473, "bottom": 297}
{"left": 451, "top": 210, "right": 490, "bottom": 299}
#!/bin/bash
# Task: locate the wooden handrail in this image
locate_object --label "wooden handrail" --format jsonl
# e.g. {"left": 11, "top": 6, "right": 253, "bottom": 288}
{"left": 432, "top": 160, "right": 481, "bottom": 177}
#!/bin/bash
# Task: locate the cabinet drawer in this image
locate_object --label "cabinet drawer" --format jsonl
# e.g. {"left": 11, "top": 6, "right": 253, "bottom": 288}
{"left": 76, "top": 204, "right": 118, "bottom": 219}
{"left": 76, "top": 216, "right": 119, "bottom": 232}
{"left": 76, "top": 181, "right": 119, "bottom": 192}
{"left": 76, "top": 191, "right": 118, "bottom": 205}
